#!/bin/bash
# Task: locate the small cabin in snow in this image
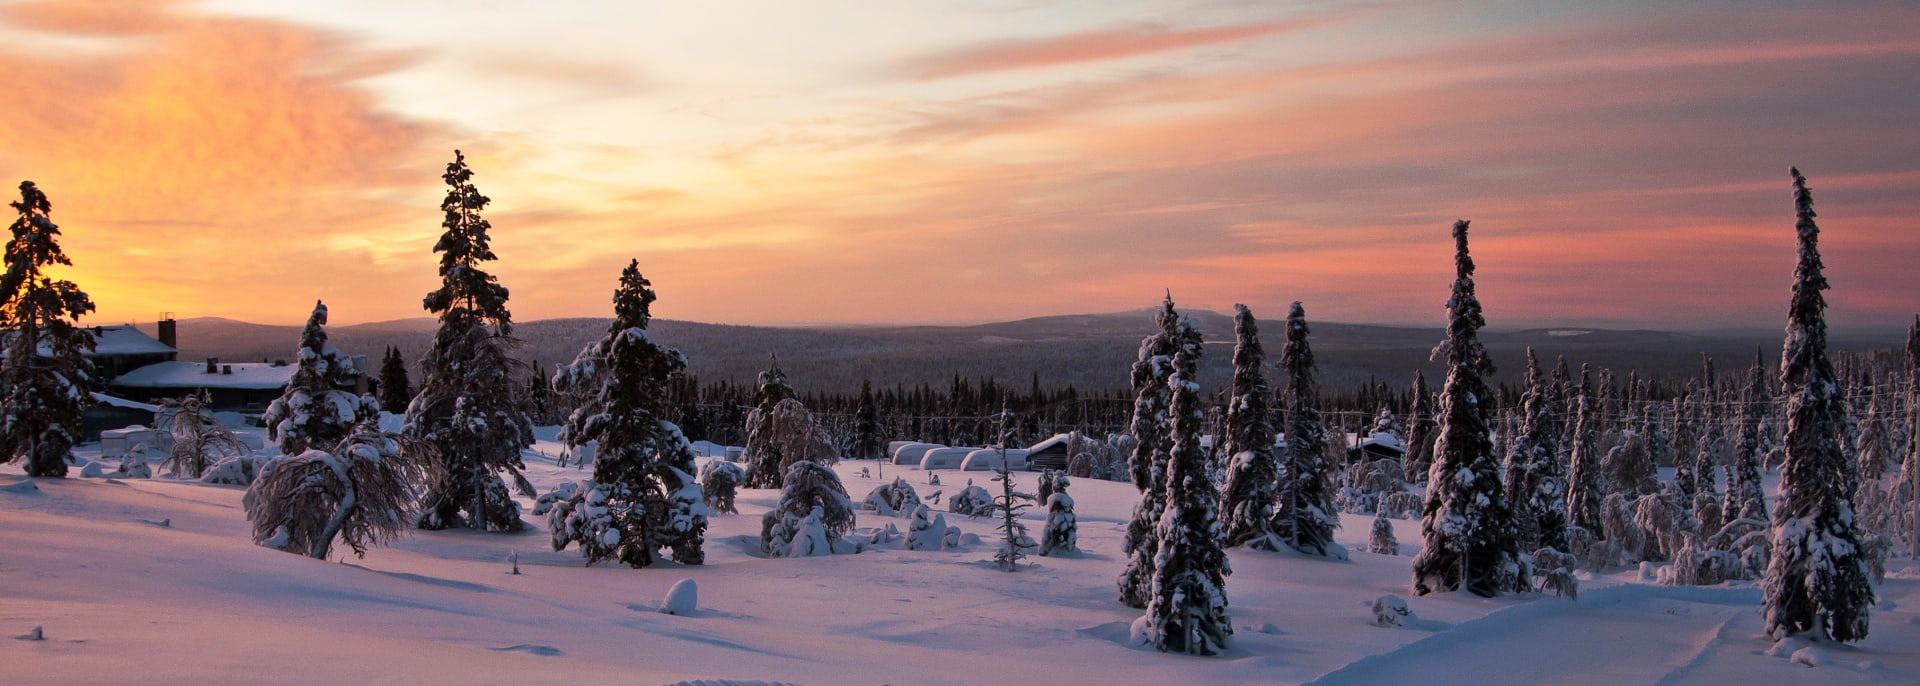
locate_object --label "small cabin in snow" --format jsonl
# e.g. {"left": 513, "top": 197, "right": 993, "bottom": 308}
{"left": 1025, "top": 433, "right": 1074, "bottom": 471}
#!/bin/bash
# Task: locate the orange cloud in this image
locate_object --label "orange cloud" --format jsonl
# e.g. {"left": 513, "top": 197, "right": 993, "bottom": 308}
{"left": 0, "top": 0, "right": 446, "bottom": 325}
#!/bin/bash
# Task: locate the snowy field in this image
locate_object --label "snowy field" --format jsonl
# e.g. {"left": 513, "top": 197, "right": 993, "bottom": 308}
{"left": 5, "top": 425, "right": 1920, "bottom": 685}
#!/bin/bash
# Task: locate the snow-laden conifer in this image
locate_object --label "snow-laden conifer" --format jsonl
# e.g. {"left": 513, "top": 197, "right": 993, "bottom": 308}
{"left": 1402, "top": 371, "right": 1436, "bottom": 484}
{"left": 1, "top": 181, "right": 95, "bottom": 478}
{"left": 405, "top": 151, "right": 535, "bottom": 532}
{"left": 1038, "top": 471, "right": 1078, "bottom": 556}
{"left": 1118, "top": 294, "right": 1201, "bottom": 608}
{"left": 762, "top": 460, "right": 855, "bottom": 557}
{"left": 264, "top": 301, "right": 376, "bottom": 457}
{"left": 699, "top": 460, "right": 745, "bottom": 515}
{"left": 539, "top": 260, "right": 707, "bottom": 567}
{"left": 852, "top": 380, "right": 884, "bottom": 462}
{"left": 1504, "top": 348, "right": 1567, "bottom": 554}
{"left": 1728, "top": 352, "right": 1771, "bottom": 523}
{"left": 1141, "top": 347, "right": 1232, "bottom": 655}
{"left": 1762, "top": 168, "right": 1874, "bottom": 643}
{"left": 1412, "top": 220, "right": 1527, "bottom": 597}
{"left": 1273, "top": 302, "right": 1340, "bottom": 556}
{"left": 741, "top": 356, "right": 814, "bottom": 489}
{"left": 245, "top": 426, "right": 437, "bottom": 559}
{"left": 1218, "top": 304, "right": 1278, "bottom": 547}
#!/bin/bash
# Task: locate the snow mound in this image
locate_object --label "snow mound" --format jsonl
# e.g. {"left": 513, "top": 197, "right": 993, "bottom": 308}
{"left": 660, "top": 578, "right": 698, "bottom": 616}
{"left": 1371, "top": 595, "right": 1414, "bottom": 627}
{"left": 1790, "top": 645, "right": 1831, "bottom": 668}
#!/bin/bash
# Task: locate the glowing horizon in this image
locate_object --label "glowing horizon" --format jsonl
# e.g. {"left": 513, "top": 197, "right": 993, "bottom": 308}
{"left": 2, "top": 0, "right": 1916, "bottom": 330}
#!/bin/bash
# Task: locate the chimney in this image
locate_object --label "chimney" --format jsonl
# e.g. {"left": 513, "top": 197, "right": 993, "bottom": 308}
{"left": 157, "top": 314, "right": 177, "bottom": 350}
{"left": 206, "top": 357, "right": 218, "bottom": 374}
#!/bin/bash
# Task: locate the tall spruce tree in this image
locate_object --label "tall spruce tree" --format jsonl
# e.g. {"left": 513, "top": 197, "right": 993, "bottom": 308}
{"left": 1218, "top": 304, "right": 1279, "bottom": 547}
{"left": 1762, "top": 168, "right": 1873, "bottom": 643}
{"left": 264, "top": 301, "right": 376, "bottom": 456}
{"left": 1118, "top": 294, "right": 1201, "bottom": 608}
{"left": 377, "top": 346, "right": 412, "bottom": 415}
{"left": 1904, "top": 316, "right": 1920, "bottom": 559}
{"left": 1272, "top": 301, "right": 1339, "bottom": 556}
{"left": 1141, "top": 347, "right": 1232, "bottom": 655}
{"left": 405, "top": 150, "right": 536, "bottom": 532}
{"left": 1413, "top": 220, "right": 1526, "bottom": 597}
{"left": 1505, "top": 348, "right": 1567, "bottom": 553}
{"left": 0, "top": 181, "right": 95, "bottom": 478}
{"left": 541, "top": 260, "right": 707, "bottom": 567}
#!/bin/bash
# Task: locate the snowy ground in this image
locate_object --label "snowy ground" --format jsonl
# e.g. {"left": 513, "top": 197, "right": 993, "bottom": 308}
{"left": 4, "top": 427, "right": 1920, "bottom": 685}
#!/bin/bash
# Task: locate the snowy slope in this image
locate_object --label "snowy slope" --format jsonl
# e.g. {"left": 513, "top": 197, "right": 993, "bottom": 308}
{"left": 4, "top": 434, "right": 1919, "bottom": 685}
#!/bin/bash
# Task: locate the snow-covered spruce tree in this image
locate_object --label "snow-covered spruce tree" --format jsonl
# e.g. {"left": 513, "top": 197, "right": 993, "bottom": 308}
{"left": 1412, "top": 220, "right": 1527, "bottom": 597}
{"left": 1118, "top": 294, "right": 1201, "bottom": 608}
{"left": 377, "top": 346, "right": 411, "bottom": 415}
{"left": 1218, "top": 304, "right": 1279, "bottom": 547}
{"left": 741, "top": 355, "right": 801, "bottom": 489}
{"left": 698, "top": 460, "right": 745, "bottom": 515}
{"left": 264, "top": 301, "right": 376, "bottom": 457}
{"left": 1855, "top": 392, "right": 1894, "bottom": 488}
{"left": 0, "top": 181, "right": 95, "bottom": 478}
{"left": 990, "top": 407, "right": 1035, "bottom": 571}
{"left": 762, "top": 460, "right": 855, "bottom": 557}
{"left": 1402, "top": 370, "right": 1436, "bottom": 484}
{"left": 158, "top": 391, "right": 250, "bottom": 479}
{"left": 1504, "top": 348, "right": 1567, "bottom": 554}
{"left": 1370, "top": 512, "right": 1399, "bottom": 555}
{"left": 1038, "top": 471, "right": 1078, "bottom": 556}
{"left": 1727, "top": 352, "right": 1771, "bottom": 523}
{"left": 244, "top": 426, "right": 438, "bottom": 560}
{"left": 1273, "top": 301, "right": 1340, "bottom": 556}
{"left": 1762, "top": 168, "right": 1874, "bottom": 643}
{"left": 405, "top": 150, "right": 536, "bottom": 532}
{"left": 540, "top": 260, "right": 707, "bottom": 567}
{"left": 1898, "top": 316, "right": 1920, "bottom": 557}
{"left": 1141, "top": 347, "right": 1232, "bottom": 655}
{"left": 852, "top": 380, "right": 884, "bottom": 462}
{"left": 1565, "top": 367, "right": 1603, "bottom": 538}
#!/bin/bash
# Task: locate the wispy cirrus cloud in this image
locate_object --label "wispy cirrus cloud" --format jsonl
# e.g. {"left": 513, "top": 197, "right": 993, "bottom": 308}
{"left": 891, "top": 18, "right": 1315, "bottom": 80}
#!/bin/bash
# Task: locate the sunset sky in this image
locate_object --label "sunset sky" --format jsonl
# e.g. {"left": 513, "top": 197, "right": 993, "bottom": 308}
{"left": 2, "top": 0, "right": 1916, "bottom": 330}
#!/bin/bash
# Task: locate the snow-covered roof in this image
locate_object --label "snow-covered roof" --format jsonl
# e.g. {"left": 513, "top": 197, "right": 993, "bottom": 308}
{"left": 91, "top": 392, "right": 161, "bottom": 412}
{"left": 1026, "top": 432, "right": 1074, "bottom": 453}
{"left": 89, "top": 325, "right": 175, "bottom": 357}
{"left": 1360, "top": 433, "right": 1406, "bottom": 452}
{"left": 112, "top": 361, "right": 294, "bottom": 390}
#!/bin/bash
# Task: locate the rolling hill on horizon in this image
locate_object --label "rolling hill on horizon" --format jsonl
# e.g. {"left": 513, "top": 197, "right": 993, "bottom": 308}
{"left": 128, "top": 310, "right": 1905, "bottom": 396}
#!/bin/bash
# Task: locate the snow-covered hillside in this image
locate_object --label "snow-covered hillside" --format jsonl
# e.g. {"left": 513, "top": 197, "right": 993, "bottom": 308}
{"left": 4, "top": 429, "right": 1918, "bottom": 685}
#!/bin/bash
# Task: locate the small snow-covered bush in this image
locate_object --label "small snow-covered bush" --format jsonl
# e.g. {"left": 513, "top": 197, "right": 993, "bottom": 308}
{"left": 158, "top": 392, "right": 249, "bottom": 479}
{"left": 861, "top": 477, "right": 921, "bottom": 516}
{"left": 200, "top": 454, "right": 271, "bottom": 486}
{"left": 949, "top": 481, "right": 993, "bottom": 517}
{"left": 1531, "top": 547, "right": 1580, "bottom": 599}
{"left": 761, "top": 461, "right": 855, "bottom": 557}
{"left": 1372, "top": 595, "right": 1415, "bottom": 627}
{"left": 903, "top": 505, "right": 949, "bottom": 551}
